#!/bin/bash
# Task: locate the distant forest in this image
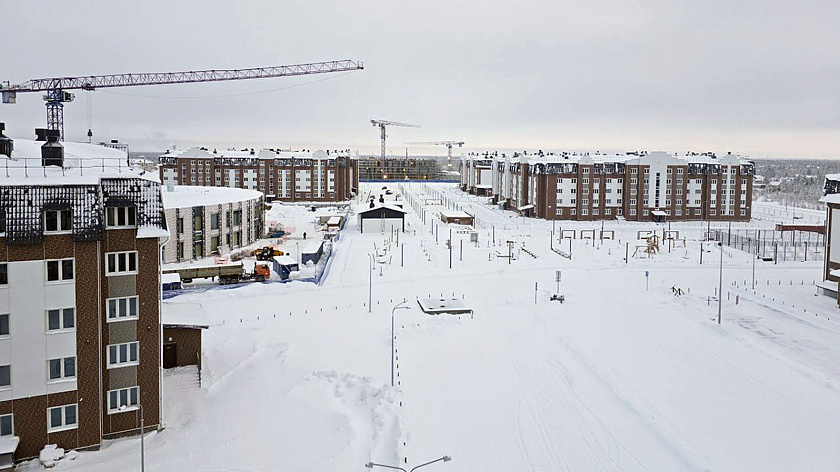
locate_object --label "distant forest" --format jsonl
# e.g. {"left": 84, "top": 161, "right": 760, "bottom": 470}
{"left": 753, "top": 159, "right": 840, "bottom": 210}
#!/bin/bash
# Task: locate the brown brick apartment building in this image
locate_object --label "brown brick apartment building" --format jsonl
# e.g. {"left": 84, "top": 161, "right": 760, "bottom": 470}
{"left": 461, "top": 151, "right": 754, "bottom": 222}
{"left": 158, "top": 147, "right": 358, "bottom": 202}
{"left": 0, "top": 126, "right": 166, "bottom": 463}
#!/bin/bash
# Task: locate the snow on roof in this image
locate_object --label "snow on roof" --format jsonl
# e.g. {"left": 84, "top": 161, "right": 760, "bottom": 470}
{"left": 0, "top": 436, "right": 19, "bottom": 455}
{"left": 0, "top": 139, "right": 156, "bottom": 185}
{"left": 819, "top": 194, "right": 840, "bottom": 205}
{"left": 273, "top": 255, "right": 298, "bottom": 266}
{"left": 825, "top": 174, "right": 840, "bottom": 182}
{"left": 359, "top": 204, "right": 408, "bottom": 214}
{"left": 137, "top": 225, "right": 171, "bottom": 239}
{"left": 327, "top": 216, "right": 341, "bottom": 225}
{"left": 161, "top": 147, "right": 358, "bottom": 160}
{"left": 652, "top": 210, "right": 668, "bottom": 216}
{"left": 161, "top": 273, "right": 181, "bottom": 284}
{"left": 440, "top": 210, "right": 472, "bottom": 219}
{"left": 303, "top": 240, "right": 324, "bottom": 254}
{"left": 161, "top": 185, "right": 262, "bottom": 209}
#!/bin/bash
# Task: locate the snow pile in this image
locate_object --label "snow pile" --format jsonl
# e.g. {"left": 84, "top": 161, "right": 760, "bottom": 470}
{"left": 38, "top": 444, "right": 77, "bottom": 468}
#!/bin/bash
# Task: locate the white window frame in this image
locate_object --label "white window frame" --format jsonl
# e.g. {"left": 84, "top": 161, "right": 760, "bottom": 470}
{"left": 107, "top": 341, "right": 139, "bottom": 369}
{"left": 44, "top": 209, "right": 72, "bottom": 234}
{"left": 47, "top": 404, "right": 77, "bottom": 433}
{"left": 47, "top": 356, "right": 76, "bottom": 382}
{"left": 107, "top": 296, "right": 139, "bottom": 322}
{"left": 106, "top": 206, "right": 137, "bottom": 228}
{"left": 46, "top": 258, "right": 74, "bottom": 283}
{"left": 106, "top": 251, "right": 138, "bottom": 276}
{"left": 46, "top": 307, "right": 75, "bottom": 332}
{"left": 107, "top": 386, "right": 140, "bottom": 414}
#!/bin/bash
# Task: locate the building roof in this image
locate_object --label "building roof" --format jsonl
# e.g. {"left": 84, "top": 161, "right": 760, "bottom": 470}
{"left": 819, "top": 194, "right": 840, "bottom": 205}
{"left": 273, "top": 255, "right": 298, "bottom": 266}
{"left": 440, "top": 210, "right": 473, "bottom": 219}
{"left": 0, "top": 139, "right": 157, "bottom": 186}
{"left": 359, "top": 204, "right": 408, "bottom": 215}
{"left": 160, "top": 147, "right": 357, "bottom": 160}
{"left": 161, "top": 185, "right": 263, "bottom": 209}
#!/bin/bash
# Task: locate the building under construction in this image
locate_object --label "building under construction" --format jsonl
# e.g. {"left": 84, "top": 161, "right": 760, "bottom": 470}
{"left": 358, "top": 157, "right": 442, "bottom": 181}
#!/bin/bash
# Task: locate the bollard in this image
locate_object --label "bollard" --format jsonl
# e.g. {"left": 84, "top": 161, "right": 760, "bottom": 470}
{"left": 736, "top": 295, "right": 739, "bottom": 305}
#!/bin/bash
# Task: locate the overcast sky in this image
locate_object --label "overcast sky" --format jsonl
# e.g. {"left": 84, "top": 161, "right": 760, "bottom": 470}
{"left": 2, "top": 0, "right": 839, "bottom": 157}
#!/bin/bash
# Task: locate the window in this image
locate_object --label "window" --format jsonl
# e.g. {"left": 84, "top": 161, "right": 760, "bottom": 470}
{"left": 695, "top": 199, "right": 701, "bottom": 205}
{"left": 108, "top": 342, "right": 139, "bottom": 368}
{"left": 741, "top": 189, "right": 747, "bottom": 194}
{"left": 677, "top": 168, "right": 684, "bottom": 174}
{"left": 740, "top": 199, "right": 746, "bottom": 205}
{"left": 571, "top": 178, "right": 577, "bottom": 184}
{"left": 667, "top": 169, "right": 672, "bottom": 174}
{"left": 556, "top": 188, "right": 563, "bottom": 194}
{"left": 675, "top": 210, "right": 682, "bottom": 216}
{"left": 582, "top": 199, "right": 589, "bottom": 205}
{"left": 106, "top": 207, "right": 136, "bottom": 228}
{"left": 582, "top": 189, "right": 589, "bottom": 195}
{"left": 108, "top": 386, "right": 140, "bottom": 414}
{"left": 644, "top": 168, "right": 649, "bottom": 174}
{"left": 742, "top": 179, "right": 747, "bottom": 186}
{"left": 695, "top": 189, "right": 701, "bottom": 194}
{"left": 677, "top": 179, "right": 683, "bottom": 185}
{"left": 629, "top": 209, "right": 637, "bottom": 216}
{"left": 48, "top": 357, "right": 76, "bottom": 381}
{"left": 631, "top": 168, "right": 638, "bottom": 174}
{"left": 210, "top": 213, "right": 220, "bottom": 230}
{"left": 0, "top": 365, "right": 8, "bottom": 388}
{"left": 630, "top": 178, "right": 637, "bottom": 185}
{"left": 47, "top": 308, "right": 75, "bottom": 331}
{"left": 606, "top": 199, "right": 612, "bottom": 204}
{"left": 740, "top": 209, "right": 746, "bottom": 216}
{"left": 696, "top": 179, "right": 702, "bottom": 184}
{"left": 643, "top": 199, "right": 649, "bottom": 205}
{"left": 556, "top": 178, "right": 563, "bottom": 184}
{"left": 0, "top": 414, "right": 11, "bottom": 437}
{"left": 581, "top": 209, "right": 589, "bottom": 215}
{"left": 617, "top": 178, "right": 623, "bottom": 184}
{"left": 555, "top": 208, "right": 563, "bottom": 216}
{"left": 630, "top": 199, "right": 637, "bottom": 205}
{"left": 643, "top": 210, "right": 649, "bottom": 216}
{"left": 570, "top": 199, "right": 576, "bottom": 204}
{"left": 46, "top": 259, "right": 74, "bottom": 282}
{"left": 677, "top": 200, "right": 682, "bottom": 205}
{"left": 177, "top": 217, "right": 184, "bottom": 234}
{"left": 0, "top": 314, "right": 7, "bottom": 337}
{"left": 712, "top": 179, "right": 717, "bottom": 185}
{"left": 0, "top": 263, "right": 6, "bottom": 285}
{"left": 233, "top": 210, "right": 242, "bottom": 226}
{"left": 107, "top": 296, "right": 138, "bottom": 321}
{"left": 617, "top": 198, "right": 622, "bottom": 204}
{"left": 570, "top": 209, "right": 577, "bottom": 216}
{"left": 729, "top": 179, "right": 735, "bottom": 185}
{"left": 44, "top": 210, "right": 71, "bottom": 233}
{"left": 666, "top": 179, "right": 672, "bottom": 185}
{"left": 605, "top": 209, "right": 611, "bottom": 215}
{"left": 571, "top": 188, "right": 576, "bottom": 194}
{"left": 592, "top": 209, "right": 599, "bottom": 215}
{"left": 106, "top": 251, "right": 138, "bottom": 275}
{"left": 695, "top": 209, "right": 702, "bottom": 215}
{"left": 582, "top": 168, "right": 590, "bottom": 174}
{"left": 48, "top": 404, "right": 77, "bottom": 432}
{"left": 676, "top": 189, "right": 683, "bottom": 195}
{"left": 177, "top": 242, "right": 184, "bottom": 260}
{"left": 710, "top": 210, "right": 717, "bottom": 216}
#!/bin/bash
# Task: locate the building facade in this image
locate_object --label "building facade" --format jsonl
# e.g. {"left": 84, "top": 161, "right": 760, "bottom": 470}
{"left": 0, "top": 128, "right": 166, "bottom": 461}
{"left": 358, "top": 157, "right": 442, "bottom": 181}
{"left": 821, "top": 175, "right": 840, "bottom": 305}
{"left": 461, "top": 151, "right": 755, "bottom": 221}
{"left": 158, "top": 148, "right": 358, "bottom": 203}
{"left": 161, "top": 186, "right": 264, "bottom": 263}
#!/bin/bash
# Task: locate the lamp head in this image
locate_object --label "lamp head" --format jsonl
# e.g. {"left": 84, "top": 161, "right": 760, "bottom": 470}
{"left": 442, "top": 455, "right": 451, "bottom": 462}
{"left": 365, "top": 463, "right": 374, "bottom": 469}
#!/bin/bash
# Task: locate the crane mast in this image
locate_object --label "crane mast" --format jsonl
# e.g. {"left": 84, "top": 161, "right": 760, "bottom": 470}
{"left": 370, "top": 119, "right": 419, "bottom": 165}
{"left": 1, "top": 59, "right": 364, "bottom": 140}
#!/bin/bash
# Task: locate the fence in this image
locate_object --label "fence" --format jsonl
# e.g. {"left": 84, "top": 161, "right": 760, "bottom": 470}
{"left": 708, "top": 228, "right": 824, "bottom": 262}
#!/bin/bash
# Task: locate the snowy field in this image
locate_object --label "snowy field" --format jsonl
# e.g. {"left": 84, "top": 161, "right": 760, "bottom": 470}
{"left": 22, "top": 183, "right": 840, "bottom": 471}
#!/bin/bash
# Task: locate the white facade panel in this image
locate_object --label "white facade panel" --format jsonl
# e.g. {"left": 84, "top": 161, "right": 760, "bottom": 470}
{"left": 830, "top": 208, "right": 840, "bottom": 263}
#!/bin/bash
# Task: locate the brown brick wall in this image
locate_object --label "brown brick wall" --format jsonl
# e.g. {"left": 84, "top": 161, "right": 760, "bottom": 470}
{"left": 163, "top": 327, "right": 203, "bottom": 367}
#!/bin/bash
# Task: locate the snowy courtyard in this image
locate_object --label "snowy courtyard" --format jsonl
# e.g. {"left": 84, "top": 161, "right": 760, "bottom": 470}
{"left": 23, "top": 183, "right": 840, "bottom": 471}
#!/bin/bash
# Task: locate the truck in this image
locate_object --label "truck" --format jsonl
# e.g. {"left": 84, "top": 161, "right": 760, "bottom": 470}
{"left": 162, "top": 262, "right": 270, "bottom": 285}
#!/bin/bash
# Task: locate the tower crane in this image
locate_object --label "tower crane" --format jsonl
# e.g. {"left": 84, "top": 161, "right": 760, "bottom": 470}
{"left": 405, "top": 140, "right": 464, "bottom": 169}
{"left": 0, "top": 59, "right": 364, "bottom": 140}
{"left": 370, "top": 120, "right": 419, "bottom": 164}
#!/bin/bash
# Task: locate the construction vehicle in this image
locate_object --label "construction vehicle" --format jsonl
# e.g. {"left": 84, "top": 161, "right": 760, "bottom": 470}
{"left": 253, "top": 246, "right": 285, "bottom": 261}
{"left": 163, "top": 262, "right": 270, "bottom": 285}
{"left": 1, "top": 60, "right": 364, "bottom": 140}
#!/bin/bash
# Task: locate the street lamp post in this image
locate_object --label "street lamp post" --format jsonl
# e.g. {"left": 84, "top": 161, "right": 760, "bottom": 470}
{"left": 119, "top": 403, "right": 145, "bottom": 472}
{"left": 391, "top": 300, "right": 410, "bottom": 387}
{"left": 366, "top": 455, "right": 451, "bottom": 472}
{"left": 718, "top": 241, "right": 723, "bottom": 324}
{"left": 368, "top": 253, "right": 375, "bottom": 313}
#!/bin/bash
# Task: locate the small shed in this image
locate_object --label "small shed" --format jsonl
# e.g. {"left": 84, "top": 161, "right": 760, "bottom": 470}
{"left": 301, "top": 240, "right": 324, "bottom": 265}
{"left": 440, "top": 210, "right": 474, "bottom": 226}
{"left": 358, "top": 204, "right": 407, "bottom": 233}
{"left": 162, "top": 324, "right": 208, "bottom": 369}
{"left": 0, "top": 436, "right": 19, "bottom": 472}
{"left": 161, "top": 272, "right": 182, "bottom": 291}
{"left": 326, "top": 216, "right": 342, "bottom": 230}
{"left": 273, "top": 255, "right": 300, "bottom": 280}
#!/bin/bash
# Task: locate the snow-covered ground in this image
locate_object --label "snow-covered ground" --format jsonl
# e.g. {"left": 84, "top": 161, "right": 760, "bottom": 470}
{"left": 21, "top": 183, "right": 840, "bottom": 471}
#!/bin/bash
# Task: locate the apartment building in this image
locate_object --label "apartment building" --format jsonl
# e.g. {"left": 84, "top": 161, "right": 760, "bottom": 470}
{"left": 158, "top": 148, "right": 358, "bottom": 203}
{"left": 462, "top": 151, "right": 754, "bottom": 221}
{"left": 0, "top": 125, "right": 166, "bottom": 462}
{"left": 161, "top": 186, "right": 264, "bottom": 263}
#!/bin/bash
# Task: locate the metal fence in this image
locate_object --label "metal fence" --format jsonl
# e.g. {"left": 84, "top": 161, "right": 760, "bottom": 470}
{"left": 709, "top": 229, "right": 824, "bottom": 262}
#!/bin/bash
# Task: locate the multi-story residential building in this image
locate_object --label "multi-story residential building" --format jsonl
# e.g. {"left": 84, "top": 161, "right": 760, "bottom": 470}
{"left": 158, "top": 148, "right": 358, "bottom": 203}
{"left": 357, "top": 157, "right": 442, "bottom": 181}
{"left": 461, "top": 151, "right": 754, "bottom": 221}
{"left": 161, "top": 186, "right": 264, "bottom": 263}
{"left": 0, "top": 125, "right": 166, "bottom": 463}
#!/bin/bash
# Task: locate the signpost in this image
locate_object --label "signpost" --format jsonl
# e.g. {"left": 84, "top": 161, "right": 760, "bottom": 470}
{"left": 645, "top": 270, "right": 649, "bottom": 291}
